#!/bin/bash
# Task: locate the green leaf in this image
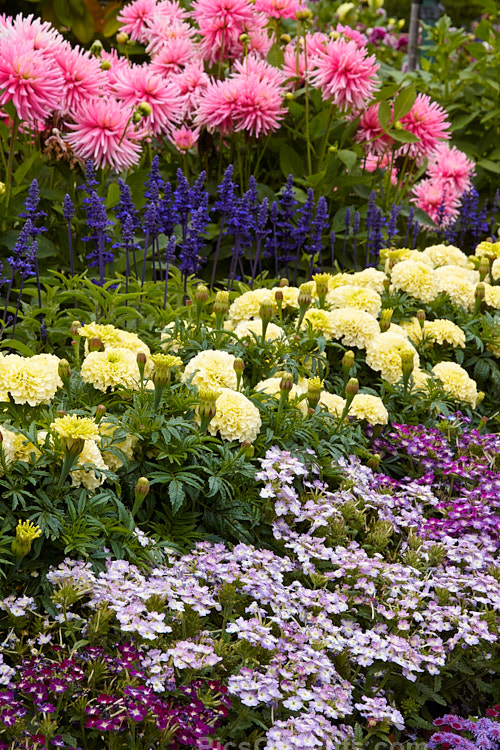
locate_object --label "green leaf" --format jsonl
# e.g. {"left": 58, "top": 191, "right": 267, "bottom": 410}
{"left": 267, "top": 43, "right": 284, "bottom": 68}
{"left": 477, "top": 159, "right": 500, "bottom": 175}
{"left": 392, "top": 85, "right": 416, "bottom": 122}
{"left": 390, "top": 129, "right": 420, "bottom": 143}
{"left": 475, "top": 0, "right": 497, "bottom": 14}
{"left": 378, "top": 100, "right": 392, "bottom": 131}
{"left": 337, "top": 149, "right": 357, "bottom": 171}
{"left": 279, "top": 145, "right": 305, "bottom": 179}
{"left": 0, "top": 340, "right": 35, "bottom": 356}
{"left": 169, "top": 479, "right": 185, "bottom": 514}
{"left": 14, "top": 153, "right": 41, "bottom": 185}
{"left": 107, "top": 183, "right": 120, "bottom": 210}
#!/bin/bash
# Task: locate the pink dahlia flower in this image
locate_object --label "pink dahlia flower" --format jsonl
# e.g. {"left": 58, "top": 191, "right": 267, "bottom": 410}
{"left": 65, "top": 97, "right": 144, "bottom": 172}
{"left": 172, "top": 62, "right": 210, "bottom": 115}
{"left": 254, "top": 0, "right": 302, "bottom": 20}
{"left": 112, "top": 64, "right": 182, "bottom": 135}
{"left": 149, "top": 36, "right": 196, "bottom": 75}
{"left": 192, "top": 0, "right": 255, "bottom": 63}
{"left": 231, "top": 72, "right": 285, "bottom": 137}
{"left": 1, "top": 13, "right": 64, "bottom": 53}
{"left": 99, "top": 50, "right": 131, "bottom": 88}
{"left": 169, "top": 124, "right": 200, "bottom": 151}
{"left": 333, "top": 23, "right": 368, "bottom": 48}
{"left": 0, "top": 38, "right": 64, "bottom": 122}
{"left": 232, "top": 55, "right": 286, "bottom": 88}
{"left": 195, "top": 78, "right": 238, "bottom": 134}
{"left": 355, "top": 102, "right": 392, "bottom": 155}
{"left": 117, "top": 0, "right": 186, "bottom": 43}
{"left": 282, "top": 32, "right": 328, "bottom": 85}
{"left": 427, "top": 144, "right": 475, "bottom": 196}
{"left": 144, "top": 18, "right": 195, "bottom": 57}
{"left": 55, "top": 44, "right": 106, "bottom": 115}
{"left": 412, "top": 177, "right": 460, "bottom": 227}
{"left": 363, "top": 153, "right": 397, "bottom": 186}
{"left": 398, "top": 93, "right": 450, "bottom": 159}
{"left": 308, "top": 38, "right": 379, "bottom": 111}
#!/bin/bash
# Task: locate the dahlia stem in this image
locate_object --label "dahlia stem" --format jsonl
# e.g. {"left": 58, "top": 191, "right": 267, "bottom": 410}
{"left": 301, "top": 25, "right": 313, "bottom": 177}
{"left": 317, "top": 105, "right": 335, "bottom": 169}
{"left": 5, "top": 111, "right": 20, "bottom": 213}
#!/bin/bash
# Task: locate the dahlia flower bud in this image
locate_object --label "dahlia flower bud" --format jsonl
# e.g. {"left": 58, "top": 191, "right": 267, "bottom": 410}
{"left": 100, "top": 60, "right": 111, "bottom": 71}
{"left": 239, "top": 32, "right": 249, "bottom": 42}
{"left": 90, "top": 39, "right": 103, "bottom": 56}
{"left": 11, "top": 519, "right": 42, "bottom": 559}
{"left": 280, "top": 33, "right": 291, "bottom": 44}
{"left": 296, "top": 7, "right": 313, "bottom": 20}
{"left": 116, "top": 31, "right": 129, "bottom": 44}
{"left": 379, "top": 308, "right": 393, "bottom": 333}
{"left": 88, "top": 337, "right": 104, "bottom": 353}
{"left": 137, "top": 101, "right": 153, "bottom": 117}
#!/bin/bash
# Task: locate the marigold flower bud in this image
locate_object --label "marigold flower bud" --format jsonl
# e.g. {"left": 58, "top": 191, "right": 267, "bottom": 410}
{"left": 279, "top": 373, "right": 293, "bottom": 393}
{"left": 95, "top": 404, "right": 106, "bottom": 423}
{"left": 345, "top": 377, "right": 359, "bottom": 397}
{"left": 400, "top": 350, "right": 415, "bottom": 379}
{"left": 240, "top": 441, "right": 254, "bottom": 459}
{"left": 416, "top": 309, "right": 426, "bottom": 327}
{"left": 88, "top": 336, "right": 104, "bottom": 353}
{"left": 58, "top": 359, "right": 71, "bottom": 382}
{"left": 135, "top": 476, "right": 150, "bottom": 498}
{"left": 70, "top": 320, "right": 82, "bottom": 336}
{"left": 11, "top": 519, "right": 42, "bottom": 558}
{"left": 56, "top": 410, "right": 66, "bottom": 418}
{"left": 342, "top": 350, "right": 355, "bottom": 371}
{"left": 479, "top": 256, "right": 490, "bottom": 281}
{"left": 475, "top": 282, "right": 485, "bottom": 301}
{"left": 0, "top": 182, "right": 5, "bottom": 196}
{"left": 233, "top": 358, "right": 245, "bottom": 375}
{"left": 379, "top": 308, "right": 393, "bottom": 333}
{"left": 213, "top": 291, "right": 229, "bottom": 316}
{"left": 279, "top": 278, "right": 289, "bottom": 287}
{"left": 274, "top": 289, "right": 283, "bottom": 303}
{"left": 298, "top": 284, "right": 312, "bottom": 309}
{"left": 195, "top": 285, "right": 209, "bottom": 305}
{"left": 367, "top": 454, "right": 381, "bottom": 471}
{"left": 259, "top": 299, "right": 273, "bottom": 322}
{"left": 307, "top": 376, "right": 322, "bottom": 410}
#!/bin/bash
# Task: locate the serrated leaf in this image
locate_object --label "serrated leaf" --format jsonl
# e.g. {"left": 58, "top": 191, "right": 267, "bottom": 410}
{"left": 169, "top": 479, "right": 185, "bottom": 514}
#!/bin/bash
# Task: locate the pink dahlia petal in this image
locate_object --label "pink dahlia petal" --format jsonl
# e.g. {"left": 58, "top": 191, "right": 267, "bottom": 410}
{"left": 171, "top": 61, "right": 210, "bottom": 115}
{"left": 144, "top": 18, "right": 195, "bottom": 57}
{"left": 55, "top": 43, "right": 106, "bottom": 115}
{"left": 149, "top": 36, "right": 196, "bottom": 75}
{"left": 427, "top": 144, "right": 475, "bottom": 195}
{"left": 112, "top": 64, "right": 182, "bottom": 135}
{"left": 169, "top": 124, "right": 200, "bottom": 151}
{"left": 192, "top": 0, "right": 255, "bottom": 63}
{"left": 232, "top": 54, "right": 287, "bottom": 87}
{"left": 399, "top": 93, "right": 450, "bottom": 159}
{"left": 99, "top": 50, "right": 131, "bottom": 88}
{"left": 282, "top": 32, "right": 328, "bottom": 85}
{"left": 195, "top": 78, "right": 238, "bottom": 134}
{"left": 1, "top": 13, "right": 64, "bottom": 53}
{"left": 308, "top": 37, "right": 379, "bottom": 111}
{"left": 334, "top": 23, "right": 368, "bottom": 48}
{"left": 412, "top": 177, "right": 460, "bottom": 227}
{"left": 0, "top": 38, "right": 64, "bottom": 122}
{"left": 254, "top": 0, "right": 302, "bottom": 20}
{"left": 355, "top": 102, "right": 393, "bottom": 154}
{"left": 117, "top": 0, "right": 186, "bottom": 43}
{"left": 65, "top": 97, "right": 144, "bottom": 172}
{"left": 231, "top": 72, "right": 285, "bottom": 137}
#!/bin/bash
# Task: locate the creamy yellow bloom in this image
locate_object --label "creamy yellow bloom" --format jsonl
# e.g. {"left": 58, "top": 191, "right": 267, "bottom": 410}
{"left": 51, "top": 415, "right": 100, "bottom": 442}
{"left": 326, "top": 308, "right": 380, "bottom": 349}
{"left": 491, "top": 259, "right": 500, "bottom": 281}
{"left": 300, "top": 308, "right": 337, "bottom": 339}
{"left": 421, "top": 244, "right": 468, "bottom": 269}
{"left": 432, "top": 362, "right": 478, "bottom": 407}
{"left": 402, "top": 318, "right": 466, "bottom": 348}
{"left": 436, "top": 277, "right": 476, "bottom": 310}
{"left": 475, "top": 240, "right": 500, "bottom": 259}
{"left": 434, "top": 265, "right": 479, "bottom": 285}
{"left": 349, "top": 393, "right": 388, "bottom": 425}
{"left": 366, "top": 332, "right": 420, "bottom": 384}
{"left": 327, "top": 273, "right": 351, "bottom": 290}
{"left": 71, "top": 439, "right": 109, "bottom": 490}
{"left": 11, "top": 432, "right": 40, "bottom": 463}
{"left": 81, "top": 347, "right": 142, "bottom": 392}
{"left": 0, "top": 426, "right": 16, "bottom": 471}
{"left": 390, "top": 260, "right": 438, "bottom": 303}
{"left": 15, "top": 519, "right": 42, "bottom": 543}
{"left": 78, "top": 323, "right": 150, "bottom": 358}
{"left": 271, "top": 286, "right": 302, "bottom": 309}
{"left": 349, "top": 268, "right": 388, "bottom": 294}
{"left": 319, "top": 391, "right": 345, "bottom": 416}
{"left": 0, "top": 355, "right": 10, "bottom": 402}
{"left": 326, "top": 285, "right": 382, "bottom": 317}
{"left": 410, "top": 367, "right": 431, "bottom": 392}
{"left": 207, "top": 388, "right": 262, "bottom": 443}
{"left": 0, "top": 353, "right": 63, "bottom": 406}
{"left": 381, "top": 248, "right": 427, "bottom": 273}
{"left": 182, "top": 350, "right": 238, "bottom": 391}
{"left": 233, "top": 319, "right": 286, "bottom": 342}
{"left": 228, "top": 289, "right": 275, "bottom": 325}
{"left": 484, "top": 285, "right": 500, "bottom": 310}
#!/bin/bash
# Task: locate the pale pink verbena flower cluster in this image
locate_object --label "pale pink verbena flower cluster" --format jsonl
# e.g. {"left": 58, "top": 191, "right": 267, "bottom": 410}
{"left": 45, "top": 448, "right": 499, "bottom": 747}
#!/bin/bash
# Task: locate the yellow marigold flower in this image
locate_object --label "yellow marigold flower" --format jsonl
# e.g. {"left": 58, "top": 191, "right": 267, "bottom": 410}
{"left": 0, "top": 355, "right": 10, "bottom": 402}
{"left": 348, "top": 393, "right": 388, "bottom": 425}
{"left": 491, "top": 258, "right": 500, "bottom": 281}
{"left": 300, "top": 308, "right": 337, "bottom": 339}
{"left": 349, "top": 268, "right": 388, "bottom": 294}
{"left": 71, "top": 439, "right": 109, "bottom": 490}
{"left": 381, "top": 247, "right": 425, "bottom": 273}
{"left": 432, "top": 361, "right": 478, "bottom": 407}
{"left": 228, "top": 289, "right": 275, "bottom": 325}
{"left": 328, "top": 308, "right": 380, "bottom": 349}
{"left": 206, "top": 388, "right": 262, "bottom": 443}
{"left": 81, "top": 347, "right": 142, "bottom": 392}
{"left": 151, "top": 353, "right": 183, "bottom": 369}
{"left": 437, "top": 276, "right": 476, "bottom": 310}
{"left": 326, "top": 285, "right": 382, "bottom": 317}
{"left": 484, "top": 285, "right": 500, "bottom": 310}
{"left": 79, "top": 323, "right": 150, "bottom": 357}
{"left": 12, "top": 432, "right": 41, "bottom": 463}
{"left": 475, "top": 240, "right": 500, "bottom": 259}
{"left": 327, "top": 272, "right": 351, "bottom": 290}
{"left": 233, "top": 319, "right": 286, "bottom": 342}
{"left": 51, "top": 415, "right": 100, "bottom": 442}
{"left": 402, "top": 318, "right": 466, "bottom": 348}
{"left": 434, "top": 265, "right": 479, "bottom": 285}
{"left": 182, "top": 350, "right": 238, "bottom": 391}
{"left": 319, "top": 391, "right": 345, "bottom": 416}
{"left": 390, "top": 260, "right": 438, "bottom": 303}
{"left": 16, "top": 519, "right": 42, "bottom": 543}
{"left": 271, "top": 285, "right": 302, "bottom": 309}
{"left": 255, "top": 377, "right": 308, "bottom": 415}
{"left": 366, "top": 332, "right": 420, "bottom": 384}
{"left": 100, "top": 421, "right": 138, "bottom": 471}
{"left": 386, "top": 322, "right": 408, "bottom": 337}
{"left": 410, "top": 368, "right": 431, "bottom": 392}
{"left": 1, "top": 353, "right": 63, "bottom": 406}
{"left": 421, "top": 244, "right": 468, "bottom": 268}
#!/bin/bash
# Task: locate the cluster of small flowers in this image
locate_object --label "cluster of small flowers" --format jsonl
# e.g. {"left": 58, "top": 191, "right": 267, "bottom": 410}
{"left": 372, "top": 418, "right": 500, "bottom": 542}
{"left": 429, "top": 713, "right": 500, "bottom": 750}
